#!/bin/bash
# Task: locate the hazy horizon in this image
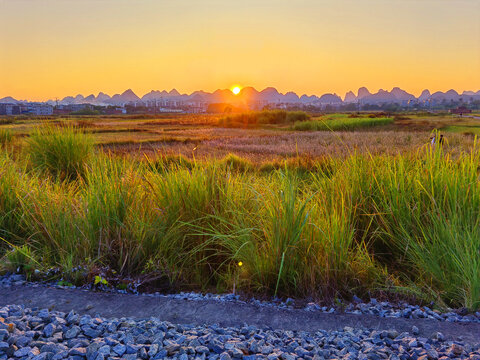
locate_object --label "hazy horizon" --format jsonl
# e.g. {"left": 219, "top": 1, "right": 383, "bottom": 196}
{"left": 3, "top": 85, "right": 480, "bottom": 103}
{"left": 1, "top": 0, "right": 479, "bottom": 101}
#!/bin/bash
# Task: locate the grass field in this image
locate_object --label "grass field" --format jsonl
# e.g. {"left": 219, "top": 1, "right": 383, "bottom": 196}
{"left": 1, "top": 112, "right": 479, "bottom": 310}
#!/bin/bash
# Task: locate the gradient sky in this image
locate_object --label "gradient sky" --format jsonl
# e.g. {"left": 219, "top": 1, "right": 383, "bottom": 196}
{"left": 1, "top": 0, "right": 479, "bottom": 101}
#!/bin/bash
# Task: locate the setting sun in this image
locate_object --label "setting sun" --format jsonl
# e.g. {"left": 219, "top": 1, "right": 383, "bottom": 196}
{"left": 232, "top": 86, "right": 241, "bottom": 95}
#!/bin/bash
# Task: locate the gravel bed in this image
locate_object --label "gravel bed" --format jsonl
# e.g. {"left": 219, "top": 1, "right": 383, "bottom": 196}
{"left": 1, "top": 274, "right": 480, "bottom": 324}
{"left": 1, "top": 304, "right": 479, "bottom": 360}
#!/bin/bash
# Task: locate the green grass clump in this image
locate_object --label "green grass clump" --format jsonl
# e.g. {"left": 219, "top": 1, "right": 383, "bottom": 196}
{"left": 146, "top": 153, "right": 194, "bottom": 172}
{"left": 219, "top": 110, "right": 309, "bottom": 127}
{"left": 367, "top": 148, "right": 480, "bottom": 309}
{"left": 0, "top": 152, "right": 31, "bottom": 245}
{"left": 0, "top": 129, "right": 13, "bottom": 147}
{"left": 25, "top": 125, "right": 94, "bottom": 180}
{"left": 293, "top": 114, "right": 393, "bottom": 131}
{"left": 219, "top": 154, "right": 253, "bottom": 172}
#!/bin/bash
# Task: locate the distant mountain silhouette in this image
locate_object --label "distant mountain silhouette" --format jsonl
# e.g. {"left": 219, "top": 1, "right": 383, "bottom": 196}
{"left": 96, "top": 92, "right": 111, "bottom": 103}
{"left": 391, "top": 87, "right": 415, "bottom": 101}
{"left": 418, "top": 89, "right": 431, "bottom": 101}
{"left": 0, "top": 96, "right": 20, "bottom": 104}
{"left": 110, "top": 89, "right": 140, "bottom": 104}
{"left": 6, "top": 86, "right": 479, "bottom": 106}
{"left": 357, "top": 87, "right": 372, "bottom": 99}
{"left": 344, "top": 91, "right": 356, "bottom": 103}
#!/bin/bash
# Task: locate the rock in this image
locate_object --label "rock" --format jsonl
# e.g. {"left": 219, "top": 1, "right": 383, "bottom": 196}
{"left": 148, "top": 343, "right": 159, "bottom": 357}
{"left": 139, "top": 347, "right": 148, "bottom": 359}
{"left": 432, "top": 332, "right": 445, "bottom": 342}
{"left": 112, "top": 343, "right": 126, "bottom": 356}
{"left": 66, "top": 310, "right": 79, "bottom": 325}
{"left": 97, "top": 345, "right": 110, "bottom": 356}
{"left": 43, "top": 323, "right": 56, "bottom": 338}
{"left": 231, "top": 347, "right": 244, "bottom": 358}
{"left": 14, "top": 346, "right": 32, "bottom": 357}
{"left": 69, "top": 347, "right": 87, "bottom": 356}
{"left": 412, "top": 326, "right": 419, "bottom": 335}
{"left": 32, "top": 353, "right": 50, "bottom": 360}
{"left": 125, "top": 344, "right": 138, "bottom": 354}
{"left": 37, "top": 309, "right": 50, "bottom": 320}
{"left": 196, "top": 346, "right": 209, "bottom": 354}
{"left": 14, "top": 335, "right": 32, "bottom": 347}
{"left": 280, "top": 353, "right": 296, "bottom": 360}
{"left": 446, "top": 344, "right": 464, "bottom": 357}
{"left": 65, "top": 326, "right": 81, "bottom": 339}
{"left": 41, "top": 343, "right": 67, "bottom": 354}
{"left": 219, "top": 352, "right": 232, "bottom": 360}
{"left": 165, "top": 340, "right": 180, "bottom": 355}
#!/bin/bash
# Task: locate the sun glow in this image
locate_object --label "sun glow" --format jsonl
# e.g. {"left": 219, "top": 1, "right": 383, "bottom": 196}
{"left": 232, "top": 86, "right": 241, "bottom": 95}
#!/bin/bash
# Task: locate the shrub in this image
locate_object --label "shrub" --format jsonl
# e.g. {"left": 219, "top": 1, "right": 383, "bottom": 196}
{"left": 25, "top": 125, "right": 94, "bottom": 180}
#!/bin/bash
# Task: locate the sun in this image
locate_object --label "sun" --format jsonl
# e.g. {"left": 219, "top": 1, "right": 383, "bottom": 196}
{"left": 231, "top": 86, "right": 241, "bottom": 95}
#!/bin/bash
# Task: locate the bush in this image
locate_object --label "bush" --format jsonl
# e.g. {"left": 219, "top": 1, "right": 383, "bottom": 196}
{"left": 25, "top": 125, "right": 94, "bottom": 180}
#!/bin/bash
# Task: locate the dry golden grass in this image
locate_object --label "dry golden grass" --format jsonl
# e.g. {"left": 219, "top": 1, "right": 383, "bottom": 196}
{"left": 1, "top": 113, "right": 477, "bottom": 161}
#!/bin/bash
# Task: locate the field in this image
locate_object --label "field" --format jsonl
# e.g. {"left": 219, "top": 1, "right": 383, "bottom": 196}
{"left": 1, "top": 111, "right": 480, "bottom": 310}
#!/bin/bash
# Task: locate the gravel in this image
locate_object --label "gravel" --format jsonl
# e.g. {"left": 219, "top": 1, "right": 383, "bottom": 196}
{"left": 2, "top": 273, "right": 479, "bottom": 324}
{"left": 0, "top": 304, "right": 479, "bottom": 360}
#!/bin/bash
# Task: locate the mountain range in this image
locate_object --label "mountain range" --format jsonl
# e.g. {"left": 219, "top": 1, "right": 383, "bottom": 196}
{"left": 2, "top": 87, "right": 480, "bottom": 106}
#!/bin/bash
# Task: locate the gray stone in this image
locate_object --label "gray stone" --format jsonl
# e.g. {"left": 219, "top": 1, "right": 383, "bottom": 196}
{"left": 65, "top": 326, "right": 81, "bottom": 339}
{"left": 69, "top": 347, "right": 87, "bottom": 356}
{"left": 41, "top": 343, "right": 67, "bottom": 354}
{"left": 148, "top": 344, "right": 159, "bottom": 357}
{"left": 43, "top": 323, "right": 56, "bottom": 338}
{"left": 112, "top": 344, "right": 126, "bottom": 356}
{"left": 14, "top": 346, "right": 32, "bottom": 357}
{"left": 231, "top": 347, "right": 243, "bottom": 358}
{"left": 196, "top": 346, "right": 209, "bottom": 354}
{"left": 219, "top": 352, "right": 232, "bottom": 360}
{"left": 14, "top": 335, "right": 32, "bottom": 347}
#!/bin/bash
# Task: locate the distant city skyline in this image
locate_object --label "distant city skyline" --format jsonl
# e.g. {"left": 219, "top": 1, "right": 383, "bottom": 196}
{"left": 1, "top": 0, "right": 479, "bottom": 101}
{"left": 2, "top": 85, "right": 480, "bottom": 103}
{"left": 3, "top": 85, "right": 479, "bottom": 106}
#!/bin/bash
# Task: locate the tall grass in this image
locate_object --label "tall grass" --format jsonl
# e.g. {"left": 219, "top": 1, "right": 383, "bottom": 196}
{"left": 1, "top": 139, "right": 480, "bottom": 309}
{"left": 0, "top": 129, "right": 13, "bottom": 147}
{"left": 25, "top": 125, "right": 94, "bottom": 180}
{"left": 367, "top": 148, "right": 480, "bottom": 309}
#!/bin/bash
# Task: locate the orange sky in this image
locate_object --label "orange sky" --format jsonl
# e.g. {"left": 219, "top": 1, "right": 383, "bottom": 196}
{"left": 1, "top": 0, "right": 479, "bottom": 101}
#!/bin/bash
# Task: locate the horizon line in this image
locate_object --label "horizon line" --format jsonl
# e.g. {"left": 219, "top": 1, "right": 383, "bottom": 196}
{"left": 3, "top": 85, "right": 480, "bottom": 102}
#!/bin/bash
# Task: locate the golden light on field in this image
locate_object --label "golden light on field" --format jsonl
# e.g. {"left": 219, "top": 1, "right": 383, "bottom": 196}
{"left": 232, "top": 86, "right": 241, "bottom": 95}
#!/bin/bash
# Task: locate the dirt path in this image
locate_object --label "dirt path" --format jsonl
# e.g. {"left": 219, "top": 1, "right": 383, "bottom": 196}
{"left": 1, "top": 285, "right": 479, "bottom": 345}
